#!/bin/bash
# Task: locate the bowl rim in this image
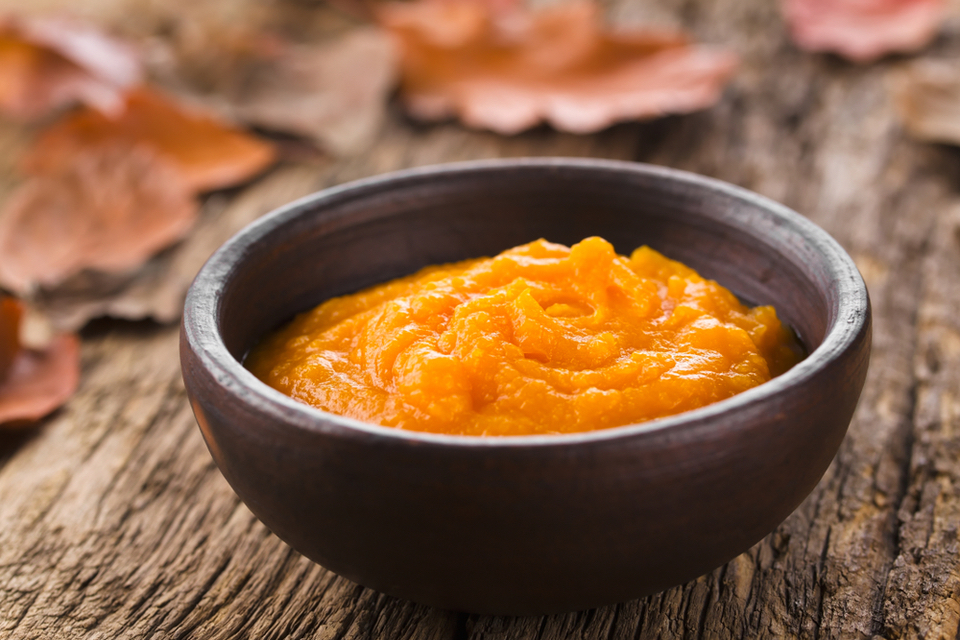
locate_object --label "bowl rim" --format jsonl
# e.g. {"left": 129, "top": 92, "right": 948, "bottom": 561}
{"left": 182, "top": 157, "right": 870, "bottom": 449}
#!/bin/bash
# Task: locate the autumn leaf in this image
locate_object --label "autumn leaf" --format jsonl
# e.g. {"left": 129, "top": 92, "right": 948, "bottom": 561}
{"left": 0, "top": 295, "right": 79, "bottom": 426}
{"left": 890, "top": 61, "right": 960, "bottom": 145}
{"left": 0, "top": 144, "right": 198, "bottom": 294}
{"left": 378, "top": 0, "right": 737, "bottom": 134}
{"left": 0, "top": 86, "right": 276, "bottom": 295}
{"left": 22, "top": 87, "right": 277, "bottom": 193}
{"left": 783, "top": 0, "right": 945, "bottom": 62}
{"left": 228, "top": 28, "right": 398, "bottom": 156}
{"left": 0, "top": 15, "right": 141, "bottom": 120}
{"left": 147, "top": 19, "right": 397, "bottom": 157}
{"left": 0, "top": 334, "right": 80, "bottom": 426}
{"left": 25, "top": 167, "right": 321, "bottom": 333}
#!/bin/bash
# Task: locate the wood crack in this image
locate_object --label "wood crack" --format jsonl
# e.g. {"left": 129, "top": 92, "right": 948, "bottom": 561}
{"left": 875, "top": 373, "right": 920, "bottom": 601}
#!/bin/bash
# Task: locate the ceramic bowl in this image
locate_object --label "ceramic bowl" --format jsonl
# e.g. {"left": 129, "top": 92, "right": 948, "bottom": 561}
{"left": 180, "top": 158, "right": 871, "bottom": 615}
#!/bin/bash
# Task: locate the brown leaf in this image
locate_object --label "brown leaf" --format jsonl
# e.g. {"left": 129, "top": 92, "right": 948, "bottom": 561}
{"left": 28, "top": 166, "right": 323, "bottom": 332}
{"left": 0, "top": 144, "right": 198, "bottom": 294}
{"left": 378, "top": 0, "right": 737, "bottom": 134}
{"left": 783, "top": 0, "right": 945, "bottom": 62}
{"left": 28, "top": 261, "right": 187, "bottom": 332}
{"left": 0, "top": 296, "right": 23, "bottom": 381}
{"left": 0, "top": 293, "right": 78, "bottom": 426}
{"left": 0, "top": 15, "right": 141, "bottom": 120}
{"left": 0, "top": 332, "right": 79, "bottom": 426}
{"left": 22, "top": 87, "right": 277, "bottom": 193}
{"left": 890, "top": 60, "right": 960, "bottom": 145}
{"left": 230, "top": 28, "right": 398, "bottom": 155}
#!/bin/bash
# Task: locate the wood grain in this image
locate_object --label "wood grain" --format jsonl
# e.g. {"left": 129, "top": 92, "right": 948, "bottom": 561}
{"left": 2, "top": 0, "right": 960, "bottom": 637}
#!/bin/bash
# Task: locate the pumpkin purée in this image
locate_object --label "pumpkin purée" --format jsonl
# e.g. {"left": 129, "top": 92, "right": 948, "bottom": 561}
{"left": 246, "top": 237, "right": 803, "bottom": 436}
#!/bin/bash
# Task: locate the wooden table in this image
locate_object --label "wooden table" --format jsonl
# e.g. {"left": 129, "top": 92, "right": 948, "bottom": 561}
{"left": 2, "top": 0, "right": 960, "bottom": 637}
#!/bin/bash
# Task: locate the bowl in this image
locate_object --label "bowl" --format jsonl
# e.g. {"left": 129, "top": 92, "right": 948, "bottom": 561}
{"left": 180, "top": 158, "right": 871, "bottom": 615}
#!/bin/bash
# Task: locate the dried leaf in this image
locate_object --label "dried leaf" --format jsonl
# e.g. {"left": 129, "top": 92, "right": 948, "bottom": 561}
{"left": 29, "top": 263, "right": 188, "bottom": 332}
{"left": 378, "top": 0, "right": 737, "bottom": 134}
{"left": 0, "top": 332, "right": 79, "bottom": 426}
{"left": 0, "top": 296, "right": 23, "bottom": 381}
{"left": 783, "top": 0, "right": 945, "bottom": 62}
{"left": 890, "top": 60, "right": 960, "bottom": 145}
{"left": 0, "top": 15, "right": 141, "bottom": 120}
{"left": 29, "top": 166, "right": 323, "bottom": 332}
{"left": 230, "top": 28, "right": 398, "bottom": 155}
{"left": 0, "top": 144, "right": 198, "bottom": 294}
{"left": 0, "top": 293, "right": 78, "bottom": 426}
{"left": 22, "top": 87, "right": 277, "bottom": 193}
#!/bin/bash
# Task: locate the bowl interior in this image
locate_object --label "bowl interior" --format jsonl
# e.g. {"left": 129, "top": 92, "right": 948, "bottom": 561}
{"left": 215, "top": 161, "right": 835, "bottom": 368}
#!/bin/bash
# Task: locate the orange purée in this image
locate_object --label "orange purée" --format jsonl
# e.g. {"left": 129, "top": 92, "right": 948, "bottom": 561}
{"left": 246, "top": 238, "right": 803, "bottom": 436}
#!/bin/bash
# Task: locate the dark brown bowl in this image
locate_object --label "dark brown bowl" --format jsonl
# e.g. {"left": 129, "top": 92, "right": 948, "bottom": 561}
{"left": 180, "top": 158, "right": 871, "bottom": 615}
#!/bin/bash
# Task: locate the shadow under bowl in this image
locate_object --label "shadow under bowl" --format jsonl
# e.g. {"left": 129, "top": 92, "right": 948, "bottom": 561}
{"left": 180, "top": 158, "right": 871, "bottom": 615}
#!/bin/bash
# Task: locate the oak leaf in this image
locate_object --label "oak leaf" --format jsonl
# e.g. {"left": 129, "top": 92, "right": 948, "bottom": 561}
{"left": 27, "top": 167, "right": 322, "bottom": 332}
{"left": 0, "top": 144, "right": 198, "bottom": 294}
{"left": 148, "top": 21, "right": 397, "bottom": 157}
{"left": 0, "top": 15, "right": 141, "bottom": 120}
{"left": 378, "top": 0, "right": 737, "bottom": 134}
{"left": 783, "top": 0, "right": 945, "bottom": 62}
{"left": 0, "top": 295, "right": 79, "bottom": 426}
{"left": 229, "top": 28, "right": 398, "bottom": 156}
{"left": 22, "top": 87, "right": 277, "bottom": 193}
{"left": 0, "top": 85, "right": 276, "bottom": 320}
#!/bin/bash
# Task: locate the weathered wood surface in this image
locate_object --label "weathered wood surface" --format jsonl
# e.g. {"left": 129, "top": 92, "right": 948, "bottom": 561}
{"left": 3, "top": 0, "right": 960, "bottom": 637}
